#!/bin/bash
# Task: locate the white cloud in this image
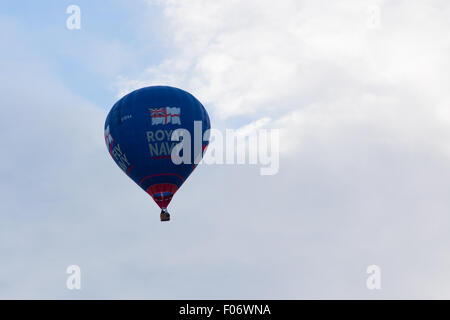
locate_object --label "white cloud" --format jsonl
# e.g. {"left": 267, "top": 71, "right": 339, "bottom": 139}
{"left": 124, "top": 1, "right": 450, "bottom": 135}
{"left": 113, "top": 0, "right": 450, "bottom": 297}
{"left": 2, "top": 1, "right": 450, "bottom": 299}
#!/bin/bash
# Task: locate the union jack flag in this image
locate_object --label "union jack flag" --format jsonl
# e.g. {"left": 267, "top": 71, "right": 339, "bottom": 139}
{"left": 104, "top": 125, "right": 113, "bottom": 147}
{"left": 149, "top": 107, "right": 181, "bottom": 125}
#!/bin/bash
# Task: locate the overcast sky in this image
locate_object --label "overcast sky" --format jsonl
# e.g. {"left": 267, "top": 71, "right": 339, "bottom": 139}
{"left": 1, "top": 0, "right": 450, "bottom": 299}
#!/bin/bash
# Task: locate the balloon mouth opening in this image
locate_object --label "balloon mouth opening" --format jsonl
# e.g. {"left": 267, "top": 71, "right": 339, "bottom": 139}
{"left": 146, "top": 183, "right": 179, "bottom": 209}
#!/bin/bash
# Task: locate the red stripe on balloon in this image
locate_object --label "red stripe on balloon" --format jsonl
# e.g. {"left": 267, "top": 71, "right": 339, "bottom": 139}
{"left": 126, "top": 165, "right": 134, "bottom": 175}
{"left": 139, "top": 173, "right": 185, "bottom": 186}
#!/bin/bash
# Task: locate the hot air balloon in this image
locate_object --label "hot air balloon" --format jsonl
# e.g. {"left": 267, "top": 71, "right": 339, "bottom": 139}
{"left": 104, "top": 86, "right": 210, "bottom": 221}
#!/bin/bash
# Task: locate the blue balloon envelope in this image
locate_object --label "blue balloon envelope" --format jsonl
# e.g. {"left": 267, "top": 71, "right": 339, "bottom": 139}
{"left": 104, "top": 86, "right": 210, "bottom": 212}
